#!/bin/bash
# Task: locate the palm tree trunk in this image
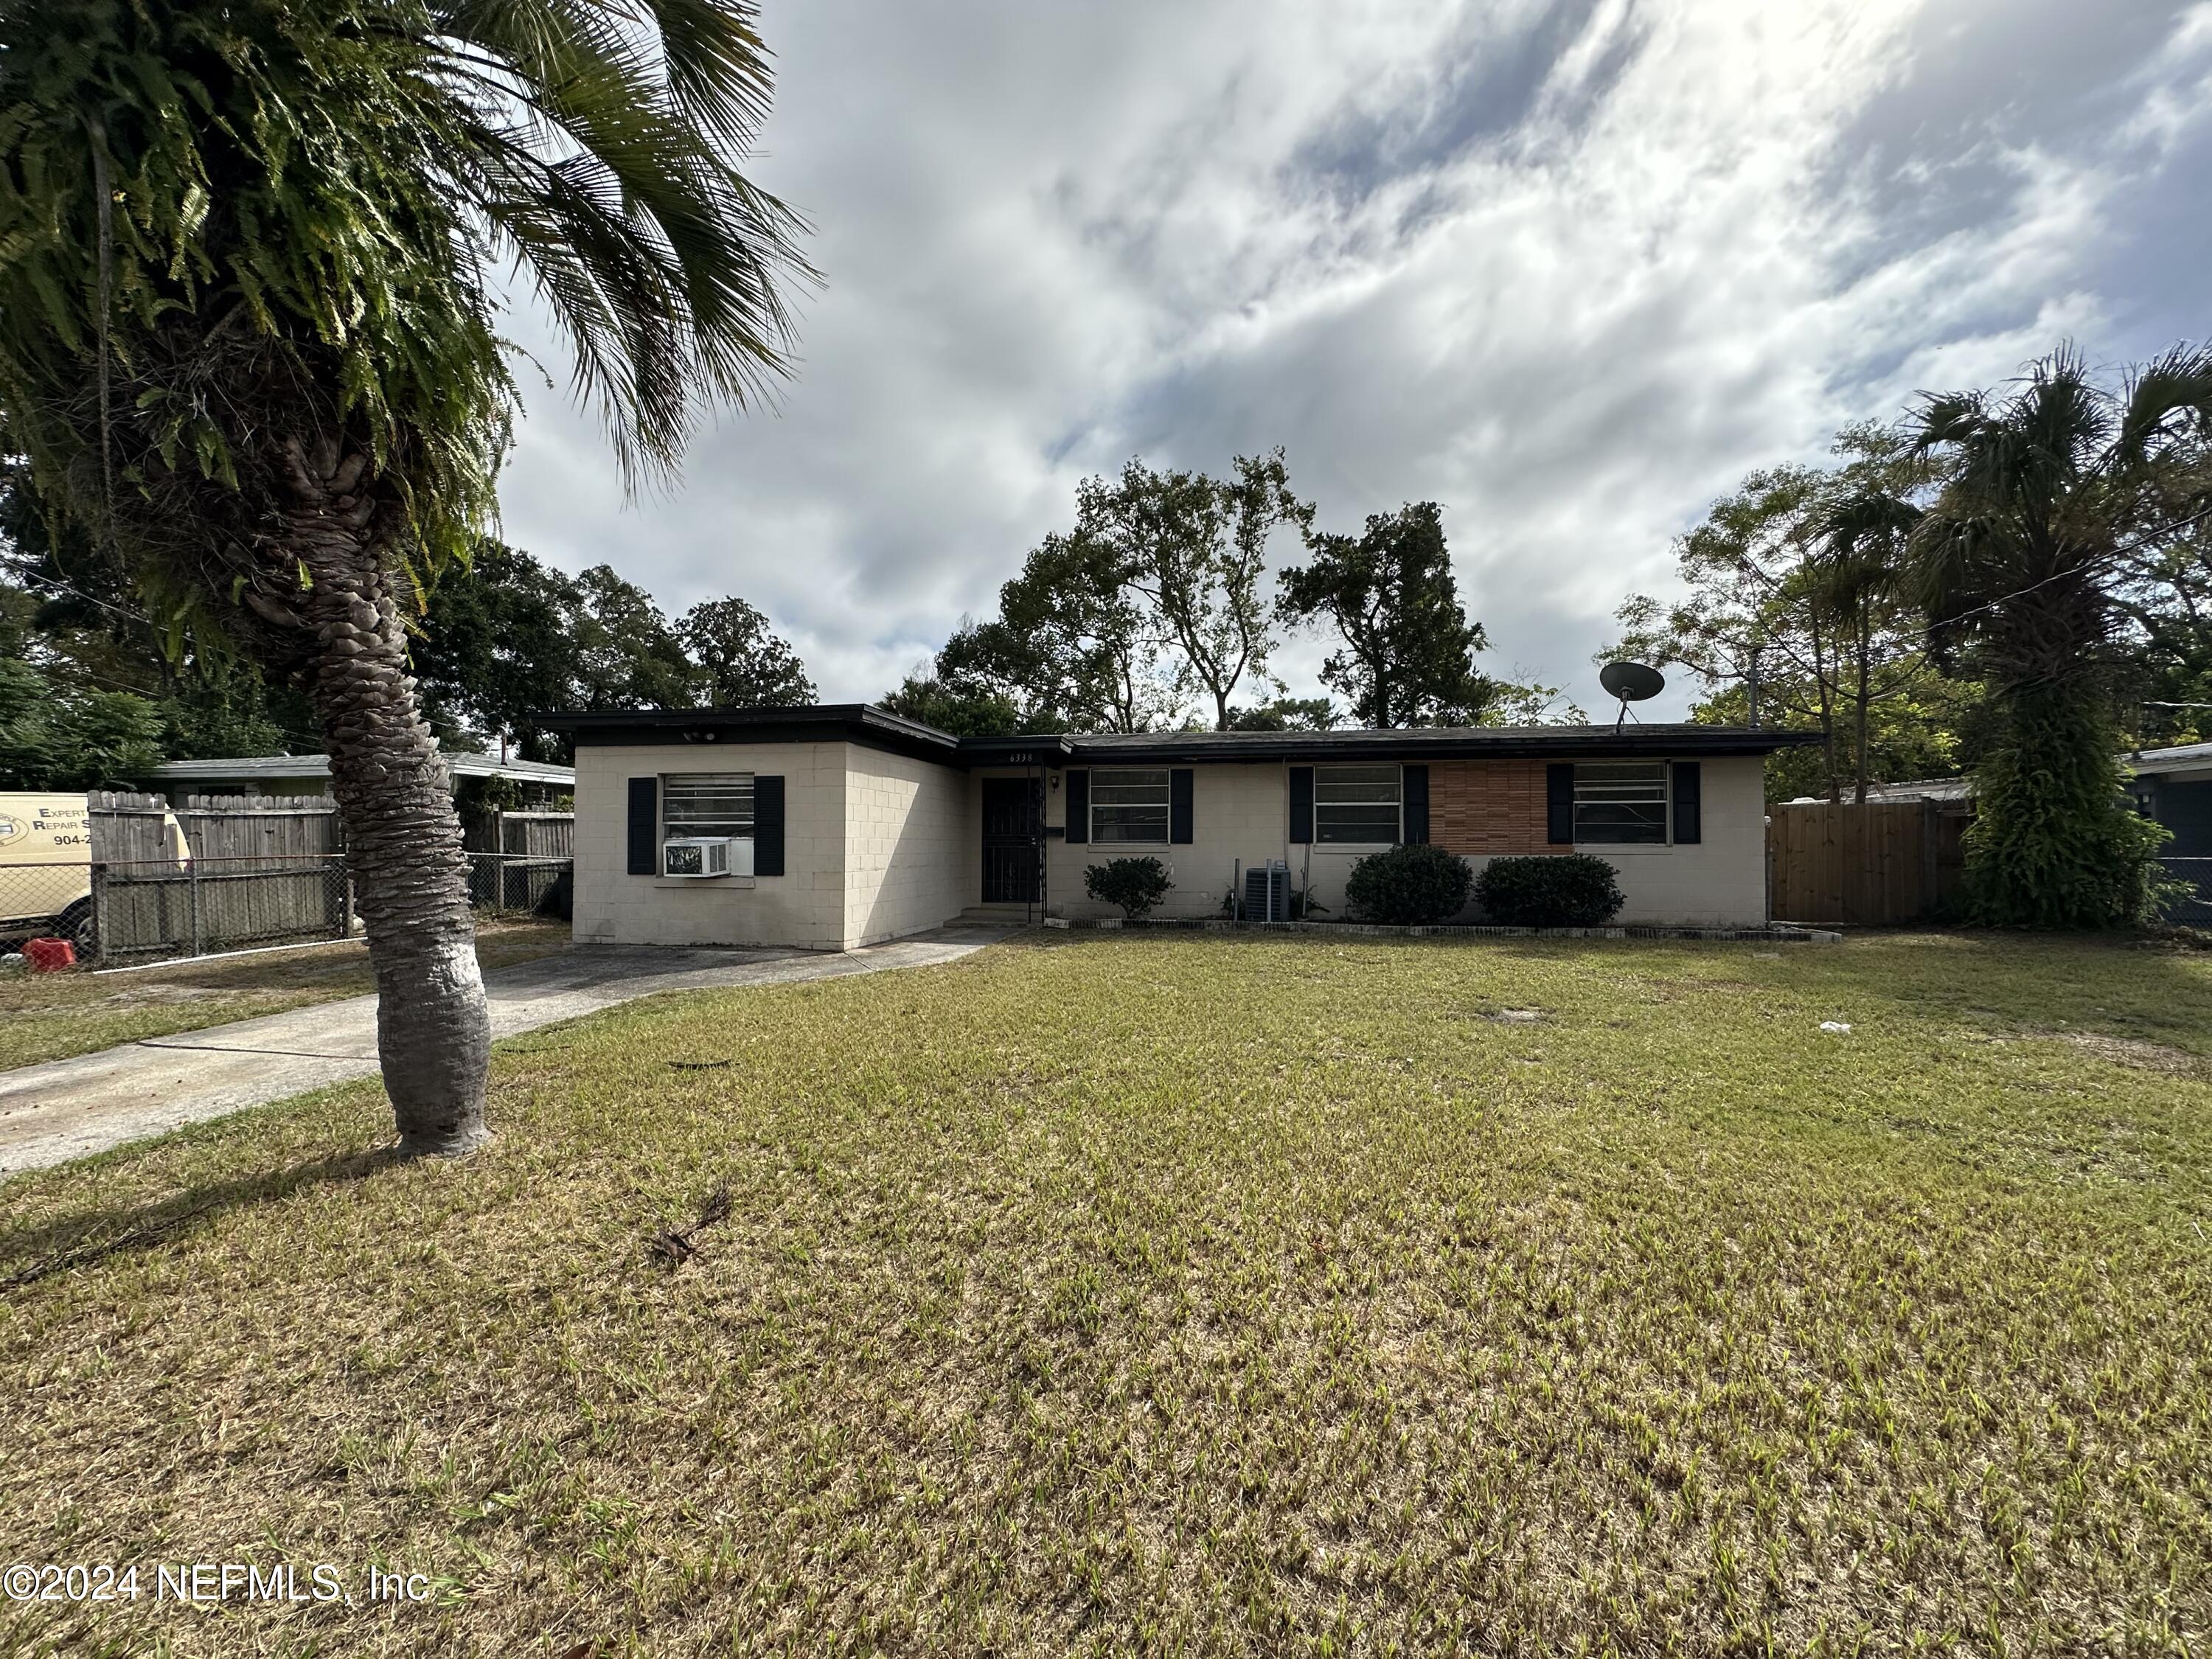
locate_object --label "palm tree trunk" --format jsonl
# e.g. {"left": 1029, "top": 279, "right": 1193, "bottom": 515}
{"left": 279, "top": 438, "right": 490, "bottom": 1156}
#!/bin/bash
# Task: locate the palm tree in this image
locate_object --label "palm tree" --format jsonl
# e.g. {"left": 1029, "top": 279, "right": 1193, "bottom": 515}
{"left": 1907, "top": 346, "right": 2212, "bottom": 926}
{"left": 0, "top": 0, "right": 810, "bottom": 1152}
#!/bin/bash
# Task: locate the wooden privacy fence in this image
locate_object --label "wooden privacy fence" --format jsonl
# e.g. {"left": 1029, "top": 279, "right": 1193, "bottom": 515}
{"left": 88, "top": 793, "right": 349, "bottom": 958}
{"left": 73, "top": 793, "right": 572, "bottom": 959}
{"left": 1767, "top": 800, "right": 1971, "bottom": 927}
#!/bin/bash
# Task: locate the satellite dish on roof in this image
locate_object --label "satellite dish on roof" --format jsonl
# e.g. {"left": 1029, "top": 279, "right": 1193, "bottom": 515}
{"left": 1600, "top": 661, "right": 1665, "bottom": 703}
{"left": 1599, "top": 661, "right": 1664, "bottom": 730}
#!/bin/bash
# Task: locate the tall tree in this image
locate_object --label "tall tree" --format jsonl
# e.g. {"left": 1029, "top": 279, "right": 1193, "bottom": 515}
{"left": 1277, "top": 501, "right": 1495, "bottom": 727}
{"left": 938, "top": 531, "right": 1181, "bottom": 732}
{"left": 2115, "top": 464, "right": 2212, "bottom": 747}
{"left": 678, "top": 597, "right": 815, "bottom": 707}
{"left": 572, "top": 566, "right": 700, "bottom": 714}
{"left": 0, "top": 0, "right": 807, "bottom": 1152}
{"left": 1609, "top": 435, "right": 1941, "bottom": 801}
{"left": 1807, "top": 433, "right": 1929, "bottom": 802}
{"left": 1228, "top": 696, "right": 1340, "bottom": 731}
{"left": 1908, "top": 346, "right": 2212, "bottom": 927}
{"left": 0, "top": 657, "right": 163, "bottom": 789}
{"left": 414, "top": 540, "right": 588, "bottom": 761}
{"left": 1089, "top": 452, "right": 1312, "bottom": 730}
{"left": 877, "top": 672, "right": 1031, "bottom": 738}
{"left": 4, "top": 461, "right": 321, "bottom": 757}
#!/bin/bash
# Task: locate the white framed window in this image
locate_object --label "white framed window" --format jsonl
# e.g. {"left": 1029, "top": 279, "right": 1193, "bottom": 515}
{"left": 663, "top": 773, "right": 755, "bottom": 841}
{"left": 1315, "top": 763, "right": 1401, "bottom": 844}
{"left": 1091, "top": 768, "right": 1172, "bottom": 844}
{"left": 1575, "top": 762, "right": 1667, "bottom": 844}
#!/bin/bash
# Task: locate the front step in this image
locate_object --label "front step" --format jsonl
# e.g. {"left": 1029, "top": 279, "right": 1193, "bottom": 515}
{"left": 951, "top": 904, "right": 1046, "bottom": 925}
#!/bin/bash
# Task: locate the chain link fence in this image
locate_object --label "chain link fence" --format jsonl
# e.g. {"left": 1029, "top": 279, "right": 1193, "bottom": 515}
{"left": 3, "top": 853, "right": 571, "bottom": 965}
{"left": 2161, "top": 857, "right": 2212, "bottom": 926}
{"left": 465, "top": 852, "right": 573, "bottom": 919}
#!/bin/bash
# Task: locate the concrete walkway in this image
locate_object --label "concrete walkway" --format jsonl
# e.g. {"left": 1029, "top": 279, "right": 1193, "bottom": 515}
{"left": 0, "top": 928, "right": 1013, "bottom": 1176}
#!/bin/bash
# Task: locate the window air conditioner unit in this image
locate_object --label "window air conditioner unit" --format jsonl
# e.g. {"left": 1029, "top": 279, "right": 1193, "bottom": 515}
{"left": 663, "top": 836, "right": 752, "bottom": 877}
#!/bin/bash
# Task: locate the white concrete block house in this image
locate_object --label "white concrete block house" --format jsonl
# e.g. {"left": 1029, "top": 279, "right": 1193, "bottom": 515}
{"left": 548, "top": 706, "right": 1813, "bottom": 950}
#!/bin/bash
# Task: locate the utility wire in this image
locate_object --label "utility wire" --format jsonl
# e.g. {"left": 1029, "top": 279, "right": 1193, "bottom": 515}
{"left": 1929, "top": 501, "right": 2212, "bottom": 630}
{"left": 0, "top": 553, "right": 155, "bottom": 627}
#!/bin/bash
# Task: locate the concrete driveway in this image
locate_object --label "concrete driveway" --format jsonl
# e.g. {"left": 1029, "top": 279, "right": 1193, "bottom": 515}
{"left": 0, "top": 928, "right": 1012, "bottom": 1176}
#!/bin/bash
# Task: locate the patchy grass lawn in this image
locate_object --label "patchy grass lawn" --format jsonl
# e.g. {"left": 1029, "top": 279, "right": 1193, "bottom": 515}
{"left": 2, "top": 933, "right": 2209, "bottom": 1656}
{"left": 0, "top": 919, "right": 571, "bottom": 1071}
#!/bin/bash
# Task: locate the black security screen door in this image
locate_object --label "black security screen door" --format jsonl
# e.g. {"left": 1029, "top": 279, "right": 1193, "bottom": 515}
{"left": 981, "top": 777, "right": 1043, "bottom": 903}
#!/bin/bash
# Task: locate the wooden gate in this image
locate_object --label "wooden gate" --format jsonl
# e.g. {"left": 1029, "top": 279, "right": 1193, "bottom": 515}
{"left": 1767, "top": 800, "right": 1969, "bottom": 926}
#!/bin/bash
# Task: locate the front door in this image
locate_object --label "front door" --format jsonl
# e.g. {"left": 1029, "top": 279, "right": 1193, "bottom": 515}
{"left": 981, "top": 777, "right": 1043, "bottom": 904}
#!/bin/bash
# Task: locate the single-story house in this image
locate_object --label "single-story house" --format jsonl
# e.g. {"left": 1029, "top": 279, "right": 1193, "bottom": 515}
{"left": 2128, "top": 741, "right": 2212, "bottom": 922}
{"left": 543, "top": 705, "right": 1815, "bottom": 950}
{"left": 145, "top": 751, "right": 574, "bottom": 807}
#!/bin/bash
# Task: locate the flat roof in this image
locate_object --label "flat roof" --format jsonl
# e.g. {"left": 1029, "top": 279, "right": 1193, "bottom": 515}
{"left": 545, "top": 704, "right": 964, "bottom": 765}
{"left": 540, "top": 704, "right": 1818, "bottom": 764}
{"left": 2129, "top": 740, "right": 2212, "bottom": 780}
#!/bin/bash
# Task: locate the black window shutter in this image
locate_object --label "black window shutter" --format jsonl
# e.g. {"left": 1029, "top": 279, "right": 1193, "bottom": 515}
{"left": 1289, "top": 766, "right": 1314, "bottom": 844}
{"left": 1065, "top": 770, "right": 1088, "bottom": 843}
{"left": 1545, "top": 763, "right": 1575, "bottom": 844}
{"left": 1169, "top": 768, "right": 1194, "bottom": 844}
{"left": 626, "top": 776, "right": 658, "bottom": 875}
{"left": 1402, "top": 764, "right": 1429, "bottom": 844}
{"left": 1672, "top": 760, "right": 1702, "bottom": 845}
{"left": 754, "top": 775, "right": 786, "bottom": 876}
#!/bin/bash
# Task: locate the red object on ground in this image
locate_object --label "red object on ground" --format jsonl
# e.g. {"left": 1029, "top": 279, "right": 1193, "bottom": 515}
{"left": 23, "top": 936, "right": 77, "bottom": 972}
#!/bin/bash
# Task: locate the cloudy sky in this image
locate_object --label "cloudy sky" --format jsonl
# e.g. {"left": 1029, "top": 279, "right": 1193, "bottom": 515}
{"left": 496, "top": 0, "right": 2212, "bottom": 720}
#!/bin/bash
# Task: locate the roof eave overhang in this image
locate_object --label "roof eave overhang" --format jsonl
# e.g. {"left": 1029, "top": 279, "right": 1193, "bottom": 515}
{"left": 539, "top": 703, "right": 966, "bottom": 765}
{"left": 1051, "top": 729, "right": 1820, "bottom": 764}
{"left": 535, "top": 708, "right": 1818, "bottom": 768}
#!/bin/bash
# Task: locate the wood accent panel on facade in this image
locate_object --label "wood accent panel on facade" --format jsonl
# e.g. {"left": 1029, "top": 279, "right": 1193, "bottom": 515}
{"left": 1428, "top": 760, "right": 1570, "bottom": 856}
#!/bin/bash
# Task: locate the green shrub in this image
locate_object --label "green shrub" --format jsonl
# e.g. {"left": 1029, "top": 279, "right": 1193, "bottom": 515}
{"left": 1474, "top": 853, "right": 1624, "bottom": 927}
{"left": 1085, "top": 857, "right": 1173, "bottom": 918}
{"left": 1343, "top": 843, "right": 1472, "bottom": 925}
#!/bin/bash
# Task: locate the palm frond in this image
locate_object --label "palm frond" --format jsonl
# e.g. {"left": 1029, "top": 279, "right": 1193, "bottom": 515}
{"left": 2117, "top": 343, "right": 2212, "bottom": 464}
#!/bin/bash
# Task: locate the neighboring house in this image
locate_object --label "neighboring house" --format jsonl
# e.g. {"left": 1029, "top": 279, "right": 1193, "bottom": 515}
{"left": 545, "top": 705, "right": 1815, "bottom": 950}
{"left": 145, "top": 752, "right": 574, "bottom": 807}
{"left": 2126, "top": 740, "right": 2212, "bottom": 842}
{"left": 1793, "top": 745, "right": 2212, "bottom": 922}
{"left": 1834, "top": 777, "right": 1976, "bottom": 804}
{"left": 2128, "top": 741, "right": 2212, "bottom": 922}
{"left": 1846, "top": 747, "right": 2212, "bottom": 847}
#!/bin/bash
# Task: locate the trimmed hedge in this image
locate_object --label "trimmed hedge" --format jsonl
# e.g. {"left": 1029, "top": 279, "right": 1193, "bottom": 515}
{"left": 1085, "top": 857, "right": 1173, "bottom": 918}
{"left": 1474, "top": 853, "right": 1624, "bottom": 927}
{"left": 1344, "top": 843, "right": 1473, "bottom": 925}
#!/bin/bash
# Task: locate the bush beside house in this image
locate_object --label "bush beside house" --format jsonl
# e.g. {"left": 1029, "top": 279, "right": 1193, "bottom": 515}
{"left": 1475, "top": 854, "right": 1625, "bottom": 927}
{"left": 1345, "top": 844, "right": 1474, "bottom": 925}
{"left": 1085, "top": 858, "right": 1174, "bottom": 918}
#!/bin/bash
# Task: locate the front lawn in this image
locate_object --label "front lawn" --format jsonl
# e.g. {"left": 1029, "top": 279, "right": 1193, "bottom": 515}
{"left": 2, "top": 933, "right": 2208, "bottom": 1655}
{"left": 0, "top": 919, "right": 571, "bottom": 1071}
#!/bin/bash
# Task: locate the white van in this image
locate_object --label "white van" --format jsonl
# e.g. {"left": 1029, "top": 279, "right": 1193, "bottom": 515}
{"left": 0, "top": 793, "right": 192, "bottom": 957}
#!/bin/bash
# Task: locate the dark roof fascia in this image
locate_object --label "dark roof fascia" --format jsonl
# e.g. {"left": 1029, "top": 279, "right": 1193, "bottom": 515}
{"left": 537, "top": 706, "right": 1820, "bottom": 768}
{"left": 541, "top": 704, "right": 964, "bottom": 766}
{"left": 1037, "top": 727, "right": 1820, "bottom": 764}
{"left": 957, "top": 734, "right": 1076, "bottom": 765}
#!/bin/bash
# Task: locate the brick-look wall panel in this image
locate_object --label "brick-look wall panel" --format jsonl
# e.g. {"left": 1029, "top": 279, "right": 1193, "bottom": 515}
{"left": 1429, "top": 760, "right": 1573, "bottom": 856}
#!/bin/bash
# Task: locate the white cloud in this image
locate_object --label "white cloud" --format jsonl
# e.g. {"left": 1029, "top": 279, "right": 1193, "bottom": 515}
{"left": 493, "top": 0, "right": 2212, "bottom": 720}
